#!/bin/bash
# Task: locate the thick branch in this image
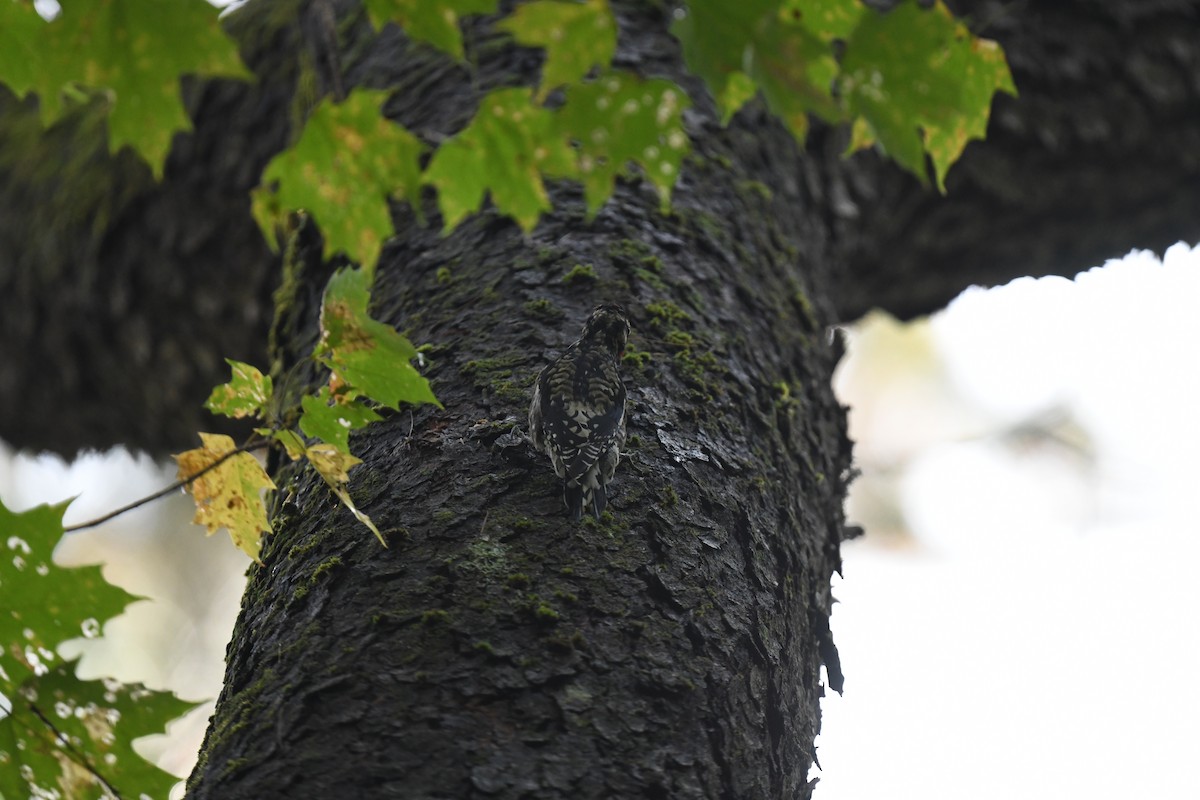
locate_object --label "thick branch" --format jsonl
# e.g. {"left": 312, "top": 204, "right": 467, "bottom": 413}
{"left": 828, "top": 0, "right": 1200, "bottom": 320}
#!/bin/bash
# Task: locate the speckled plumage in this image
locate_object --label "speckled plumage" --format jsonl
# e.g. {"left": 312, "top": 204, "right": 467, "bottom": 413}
{"left": 529, "top": 304, "right": 629, "bottom": 520}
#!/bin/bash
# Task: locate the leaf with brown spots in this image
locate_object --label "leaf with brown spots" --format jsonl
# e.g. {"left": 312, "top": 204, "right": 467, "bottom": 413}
{"left": 174, "top": 432, "right": 275, "bottom": 561}
{"left": 0, "top": 0, "right": 250, "bottom": 178}
{"left": 253, "top": 89, "right": 424, "bottom": 270}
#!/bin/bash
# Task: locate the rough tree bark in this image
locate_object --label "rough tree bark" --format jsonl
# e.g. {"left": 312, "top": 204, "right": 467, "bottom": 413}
{"left": 187, "top": 5, "right": 854, "bottom": 797}
{"left": 0, "top": 0, "right": 1197, "bottom": 797}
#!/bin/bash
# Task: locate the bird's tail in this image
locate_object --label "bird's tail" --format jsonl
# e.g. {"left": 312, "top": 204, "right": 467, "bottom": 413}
{"left": 565, "top": 484, "right": 584, "bottom": 522}
{"left": 564, "top": 482, "right": 606, "bottom": 521}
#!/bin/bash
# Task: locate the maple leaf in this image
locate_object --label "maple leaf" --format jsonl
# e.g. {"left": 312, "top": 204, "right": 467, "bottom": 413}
{"left": 317, "top": 267, "right": 439, "bottom": 409}
{"left": 299, "top": 387, "right": 383, "bottom": 454}
{"left": 0, "top": 662, "right": 197, "bottom": 800}
{"left": 363, "top": 0, "right": 498, "bottom": 60}
{"left": 0, "top": 0, "right": 250, "bottom": 177}
{"left": 174, "top": 433, "right": 275, "bottom": 561}
{"left": 0, "top": 500, "right": 138, "bottom": 689}
{"left": 558, "top": 72, "right": 691, "bottom": 215}
{"left": 498, "top": 0, "right": 617, "bottom": 101}
{"left": 424, "top": 88, "right": 576, "bottom": 232}
{"left": 205, "top": 359, "right": 273, "bottom": 420}
{"left": 254, "top": 88, "right": 424, "bottom": 270}
{"left": 306, "top": 444, "right": 385, "bottom": 546}
{"left": 841, "top": 0, "right": 1016, "bottom": 190}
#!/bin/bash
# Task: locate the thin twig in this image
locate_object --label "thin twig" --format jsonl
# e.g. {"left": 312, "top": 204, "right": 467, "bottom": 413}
{"left": 28, "top": 702, "right": 123, "bottom": 799}
{"left": 63, "top": 440, "right": 270, "bottom": 533}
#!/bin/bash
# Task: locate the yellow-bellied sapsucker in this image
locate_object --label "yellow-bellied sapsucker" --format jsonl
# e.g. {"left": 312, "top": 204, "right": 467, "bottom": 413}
{"left": 529, "top": 304, "right": 630, "bottom": 521}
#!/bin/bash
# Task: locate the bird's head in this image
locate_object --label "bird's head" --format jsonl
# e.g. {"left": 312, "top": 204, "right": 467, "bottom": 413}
{"left": 580, "top": 303, "right": 630, "bottom": 358}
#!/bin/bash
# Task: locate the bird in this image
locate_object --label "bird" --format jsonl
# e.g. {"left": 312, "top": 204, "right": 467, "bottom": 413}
{"left": 529, "top": 303, "right": 630, "bottom": 521}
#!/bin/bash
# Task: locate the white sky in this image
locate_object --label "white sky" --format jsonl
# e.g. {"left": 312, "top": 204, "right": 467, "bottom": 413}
{"left": 819, "top": 242, "right": 1200, "bottom": 799}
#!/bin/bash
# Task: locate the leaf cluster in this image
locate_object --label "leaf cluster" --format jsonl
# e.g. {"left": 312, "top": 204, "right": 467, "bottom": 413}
{"left": 0, "top": 500, "right": 197, "bottom": 800}
{"left": 189, "top": 265, "right": 438, "bottom": 558}
{"left": 0, "top": 0, "right": 249, "bottom": 178}
{"left": 0, "top": 0, "right": 1014, "bottom": 267}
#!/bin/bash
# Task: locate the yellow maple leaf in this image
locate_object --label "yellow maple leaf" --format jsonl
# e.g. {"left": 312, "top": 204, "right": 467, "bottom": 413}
{"left": 306, "top": 443, "right": 385, "bottom": 546}
{"left": 175, "top": 432, "right": 275, "bottom": 561}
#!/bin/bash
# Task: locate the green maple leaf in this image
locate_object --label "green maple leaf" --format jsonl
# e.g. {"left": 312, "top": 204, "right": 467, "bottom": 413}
{"left": 671, "top": 0, "right": 775, "bottom": 123}
{"left": 780, "top": 0, "right": 865, "bottom": 41}
{"left": 0, "top": 0, "right": 251, "bottom": 178}
{"left": 0, "top": 0, "right": 48, "bottom": 98}
{"left": 0, "top": 661, "right": 197, "bottom": 800}
{"left": 299, "top": 387, "right": 383, "bottom": 454}
{"left": 498, "top": 0, "right": 617, "bottom": 101}
{"left": 424, "top": 87, "right": 576, "bottom": 232}
{"left": 671, "top": 0, "right": 840, "bottom": 139}
{"left": 205, "top": 359, "right": 273, "bottom": 420}
{"left": 0, "top": 500, "right": 196, "bottom": 799}
{"left": 257, "top": 427, "right": 308, "bottom": 461}
{"left": 318, "top": 267, "right": 440, "bottom": 409}
{"left": 558, "top": 72, "right": 691, "bottom": 214}
{"left": 840, "top": 0, "right": 1016, "bottom": 190}
{"left": 363, "top": 0, "right": 499, "bottom": 60}
{"left": 254, "top": 88, "right": 425, "bottom": 271}
{"left": 0, "top": 499, "right": 139, "bottom": 691}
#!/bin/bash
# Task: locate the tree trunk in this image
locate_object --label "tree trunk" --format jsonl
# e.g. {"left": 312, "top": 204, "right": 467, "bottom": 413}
{"left": 186, "top": 6, "right": 853, "bottom": 796}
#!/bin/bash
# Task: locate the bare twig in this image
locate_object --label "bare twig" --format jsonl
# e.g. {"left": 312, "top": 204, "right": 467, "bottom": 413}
{"left": 63, "top": 440, "right": 270, "bottom": 533}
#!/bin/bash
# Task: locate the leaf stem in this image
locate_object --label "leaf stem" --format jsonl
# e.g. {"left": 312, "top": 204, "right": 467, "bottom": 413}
{"left": 63, "top": 440, "right": 270, "bottom": 533}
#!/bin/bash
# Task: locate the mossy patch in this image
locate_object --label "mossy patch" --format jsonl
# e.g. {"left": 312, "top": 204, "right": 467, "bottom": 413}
{"left": 532, "top": 601, "right": 560, "bottom": 622}
{"left": 523, "top": 298, "right": 565, "bottom": 321}
{"left": 610, "top": 240, "right": 668, "bottom": 290}
{"left": 421, "top": 609, "right": 451, "bottom": 626}
{"left": 461, "top": 352, "right": 530, "bottom": 406}
{"left": 660, "top": 485, "right": 679, "bottom": 507}
{"left": 562, "top": 263, "right": 598, "bottom": 285}
{"left": 791, "top": 286, "right": 819, "bottom": 332}
{"left": 664, "top": 329, "right": 694, "bottom": 348}
{"left": 646, "top": 300, "right": 690, "bottom": 329}
{"left": 622, "top": 348, "right": 651, "bottom": 369}
{"left": 736, "top": 179, "right": 773, "bottom": 202}
{"left": 310, "top": 556, "right": 342, "bottom": 583}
